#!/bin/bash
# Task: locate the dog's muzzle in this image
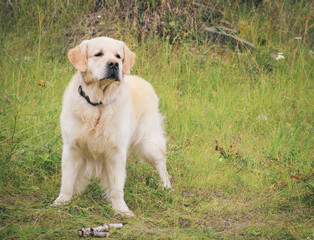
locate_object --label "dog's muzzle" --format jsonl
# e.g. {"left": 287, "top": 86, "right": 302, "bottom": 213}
{"left": 100, "top": 60, "right": 120, "bottom": 81}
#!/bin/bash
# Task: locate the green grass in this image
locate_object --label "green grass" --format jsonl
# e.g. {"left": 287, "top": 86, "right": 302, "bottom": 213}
{"left": 0, "top": 1, "right": 313, "bottom": 239}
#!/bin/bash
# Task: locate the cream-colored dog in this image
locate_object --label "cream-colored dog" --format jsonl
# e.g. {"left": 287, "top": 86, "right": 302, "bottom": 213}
{"left": 52, "top": 37, "right": 171, "bottom": 216}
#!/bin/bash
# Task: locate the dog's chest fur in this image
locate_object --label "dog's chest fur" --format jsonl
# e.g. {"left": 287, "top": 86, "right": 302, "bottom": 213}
{"left": 70, "top": 94, "right": 131, "bottom": 159}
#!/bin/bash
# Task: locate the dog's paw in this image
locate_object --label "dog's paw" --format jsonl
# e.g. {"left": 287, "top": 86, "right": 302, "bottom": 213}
{"left": 115, "top": 209, "right": 135, "bottom": 217}
{"left": 50, "top": 201, "right": 68, "bottom": 207}
{"left": 162, "top": 182, "right": 172, "bottom": 190}
{"left": 50, "top": 195, "right": 71, "bottom": 207}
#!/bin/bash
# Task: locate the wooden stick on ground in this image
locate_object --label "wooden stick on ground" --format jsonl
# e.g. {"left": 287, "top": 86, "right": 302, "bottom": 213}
{"left": 78, "top": 223, "right": 123, "bottom": 238}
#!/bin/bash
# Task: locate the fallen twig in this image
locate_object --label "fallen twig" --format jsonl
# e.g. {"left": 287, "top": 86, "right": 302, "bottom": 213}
{"left": 78, "top": 223, "right": 123, "bottom": 238}
{"left": 205, "top": 27, "right": 256, "bottom": 50}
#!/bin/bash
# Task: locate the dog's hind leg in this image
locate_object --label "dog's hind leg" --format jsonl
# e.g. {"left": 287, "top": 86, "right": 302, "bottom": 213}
{"left": 133, "top": 138, "right": 171, "bottom": 189}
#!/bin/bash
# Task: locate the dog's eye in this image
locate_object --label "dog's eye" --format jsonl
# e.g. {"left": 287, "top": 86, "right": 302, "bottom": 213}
{"left": 115, "top": 54, "right": 121, "bottom": 59}
{"left": 94, "top": 52, "right": 103, "bottom": 57}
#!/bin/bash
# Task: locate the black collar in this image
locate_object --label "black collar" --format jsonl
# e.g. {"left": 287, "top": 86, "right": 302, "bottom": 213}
{"left": 78, "top": 85, "right": 103, "bottom": 106}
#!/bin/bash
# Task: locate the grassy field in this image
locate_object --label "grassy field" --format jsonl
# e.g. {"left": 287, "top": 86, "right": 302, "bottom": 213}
{"left": 0, "top": 1, "right": 313, "bottom": 239}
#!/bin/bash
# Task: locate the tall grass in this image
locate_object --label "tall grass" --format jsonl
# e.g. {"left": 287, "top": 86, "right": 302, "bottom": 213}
{"left": 0, "top": 0, "right": 313, "bottom": 239}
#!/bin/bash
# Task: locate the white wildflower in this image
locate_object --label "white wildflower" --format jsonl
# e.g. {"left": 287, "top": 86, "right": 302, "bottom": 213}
{"left": 97, "top": 15, "right": 101, "bottom": 19}
{"left": 275, "top": 53, "right": 284, "bottom": 60}
{"left": 24, "top": 56, "right": 32, "bottom": 60}
{"left": 257, "top": 114, "right": 267, "bottom": 121}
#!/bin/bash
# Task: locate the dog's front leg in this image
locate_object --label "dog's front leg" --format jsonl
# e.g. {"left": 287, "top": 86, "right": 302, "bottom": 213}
{"left": 101, "top": 152, "right": 134, "bottom": 217}
{"left": 52, "top": 145, "right": 84, "bottom": 205}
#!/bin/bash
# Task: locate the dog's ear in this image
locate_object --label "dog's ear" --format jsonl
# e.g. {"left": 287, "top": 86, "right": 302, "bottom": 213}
{"left": 68, "top": 41, "right": 88, "bottom": 72}
{"left": 122, "top": 42, "right": 136, "bottom": 75}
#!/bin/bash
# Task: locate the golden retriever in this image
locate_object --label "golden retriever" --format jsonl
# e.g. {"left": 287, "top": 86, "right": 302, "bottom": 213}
{"left": 52, "top": 37, "right": 171, "bottom": 216}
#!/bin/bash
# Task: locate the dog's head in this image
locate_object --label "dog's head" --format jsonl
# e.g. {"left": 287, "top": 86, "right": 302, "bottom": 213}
{"left": 68, "top": 37, "right": 135, "bottom": 84}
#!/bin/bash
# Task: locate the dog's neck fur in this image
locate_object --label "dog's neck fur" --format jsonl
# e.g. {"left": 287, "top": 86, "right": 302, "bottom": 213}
{"left": 77, "top": 72, "right": 122, "bottom": 106}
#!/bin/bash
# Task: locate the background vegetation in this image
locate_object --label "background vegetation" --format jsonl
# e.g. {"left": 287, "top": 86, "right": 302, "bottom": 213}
{"left": 0, "top": 0, "right": 313, "bottom": 239}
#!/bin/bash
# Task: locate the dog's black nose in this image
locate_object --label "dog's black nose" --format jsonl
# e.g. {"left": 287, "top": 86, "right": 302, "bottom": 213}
{"left": 108, "top": 60, "right": 119, "bottom": 69}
